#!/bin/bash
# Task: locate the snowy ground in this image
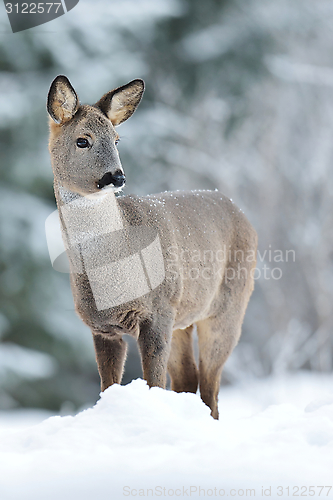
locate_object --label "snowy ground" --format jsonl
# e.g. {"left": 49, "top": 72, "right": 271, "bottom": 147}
{"left": 0, "top": 372, "right": 332, "bottom": 500}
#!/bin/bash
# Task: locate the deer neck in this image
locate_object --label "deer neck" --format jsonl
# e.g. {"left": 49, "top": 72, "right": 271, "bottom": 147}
{"left": 53, "top": 182, "right": 124, "bottom": 248}
{"left": 54, "top": 183, "right": 82, "bottom": 207}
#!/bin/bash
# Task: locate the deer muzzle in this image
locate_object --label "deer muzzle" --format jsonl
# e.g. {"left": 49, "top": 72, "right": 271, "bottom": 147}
{"left": 97, "top": 171, "right": 126, "bottom": 190}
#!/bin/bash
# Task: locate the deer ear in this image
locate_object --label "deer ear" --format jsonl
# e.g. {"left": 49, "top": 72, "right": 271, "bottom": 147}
{"left": 96, "top": 79, "right": 145, "bottom": 126}
{"left": 47, "top": 75, "right": 79, "bottom": 124}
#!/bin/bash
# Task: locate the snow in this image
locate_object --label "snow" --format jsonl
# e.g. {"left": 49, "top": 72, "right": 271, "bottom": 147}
{"left": 0, "top": 372, "right": 332, "bottom": 499}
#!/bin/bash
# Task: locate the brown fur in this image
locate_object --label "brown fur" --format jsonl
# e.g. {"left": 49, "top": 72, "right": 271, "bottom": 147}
{"left": 47, "top": 75, "right": 257, "bottom": 419}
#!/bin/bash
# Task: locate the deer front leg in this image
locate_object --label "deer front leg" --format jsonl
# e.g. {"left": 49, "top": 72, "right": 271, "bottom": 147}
{"left": 92, "top": 332, "right": 127, "bottom": 390}
{"left": 137, "top": 318, "right": 173, "bottom": 388}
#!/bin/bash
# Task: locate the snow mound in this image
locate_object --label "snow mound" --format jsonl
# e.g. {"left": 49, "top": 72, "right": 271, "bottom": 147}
{"left": 0, "top": 376, "right": 332, "bottom": 500}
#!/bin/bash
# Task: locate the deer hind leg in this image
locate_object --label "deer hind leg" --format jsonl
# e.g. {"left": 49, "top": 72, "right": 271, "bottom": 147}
{"left": 197, "top": 259, "right": 255, "bottom": 419}
{"left": 196, "top": 316, "right": 241, "bottom": 420}
{"left": 92, "top": 332, "right": 127, "bottom": 390}
{"left": 167, "top": 326, "right": 198, "bottom": 394}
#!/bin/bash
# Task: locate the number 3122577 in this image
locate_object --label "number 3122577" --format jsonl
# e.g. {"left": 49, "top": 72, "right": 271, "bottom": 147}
{"left": 5, "top": 3, "right": 62, "bottom": 14}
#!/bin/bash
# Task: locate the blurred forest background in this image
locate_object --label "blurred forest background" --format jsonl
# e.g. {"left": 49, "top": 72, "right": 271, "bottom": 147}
{"left": 0, "top": 0, "right": 332, "bottom": 412}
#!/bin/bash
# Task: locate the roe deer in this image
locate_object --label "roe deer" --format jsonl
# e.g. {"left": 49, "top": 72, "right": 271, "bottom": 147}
{"left": 47, "top": 75, "right": 257, "bottom": 419}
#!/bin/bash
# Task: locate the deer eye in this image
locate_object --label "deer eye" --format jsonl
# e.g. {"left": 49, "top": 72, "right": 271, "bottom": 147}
{"left": 76, "top": 138, "right": 89, "bottom": 148}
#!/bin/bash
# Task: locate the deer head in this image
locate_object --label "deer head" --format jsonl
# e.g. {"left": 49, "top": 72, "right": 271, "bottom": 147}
{"left": 47, "top": 75, "right": 144, "bottom": 197}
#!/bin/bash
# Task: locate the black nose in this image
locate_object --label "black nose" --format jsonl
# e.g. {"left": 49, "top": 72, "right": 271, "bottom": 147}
{"left": 97, "top": 171, "right": 126, "bottom": 189}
